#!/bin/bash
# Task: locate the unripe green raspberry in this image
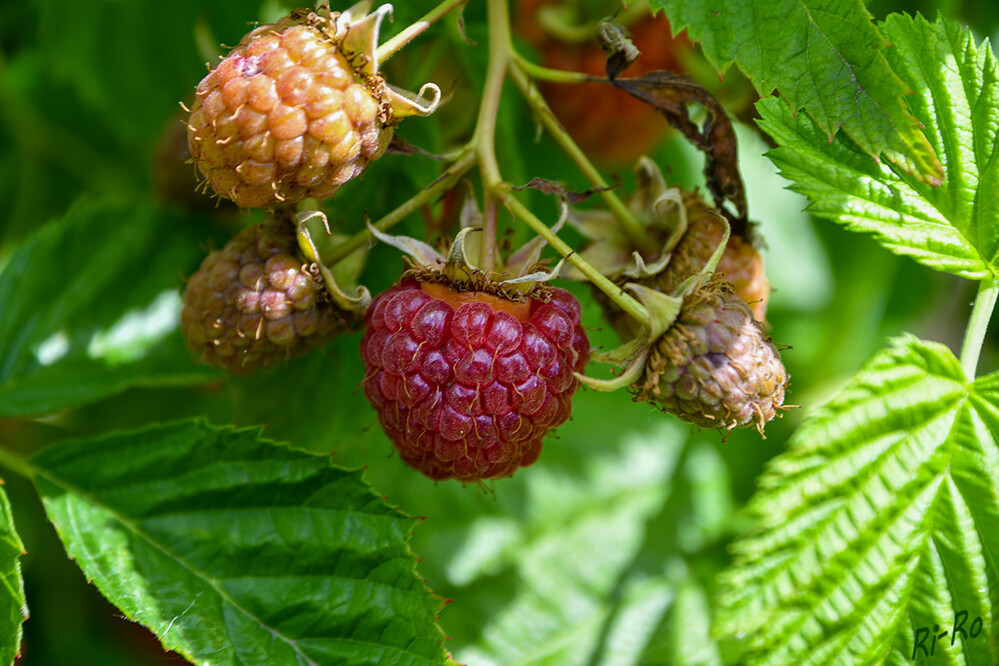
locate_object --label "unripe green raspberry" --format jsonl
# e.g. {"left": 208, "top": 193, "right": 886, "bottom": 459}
{"left": 187, "top": 10, "right": 392, "bottom": 209}
{"left": 181, "top": 220, "right": 348, "bottom": 375}
{"left": 633, "top": 277, "right": 787, "bottom": 434}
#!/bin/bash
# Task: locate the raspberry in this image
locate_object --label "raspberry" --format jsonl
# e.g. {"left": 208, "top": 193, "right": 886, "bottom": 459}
{"left": 633, "top": 277, "right": 787, "bottom": 434}
{"left": 181, "top": 220, "right": 348, "bottom": 375}
{"left": 187, "top": 10, "right": 392, "bottom": 208}
{"left": 360, "top": 277, "right": 590, "bottom": 482}
{"left": 654, "top": 193, "right": 770, "bottom": 322}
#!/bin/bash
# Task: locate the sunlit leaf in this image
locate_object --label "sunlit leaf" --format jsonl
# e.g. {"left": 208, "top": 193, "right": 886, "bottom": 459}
{"left": 0, "top": 485, "right": 26, "bottom": 666}
{"left": 453, "top": 424, "right": 685, "bottom": 665}
{"left": 32, "top": 420, "right": 452, "bottom": 665}
{"left": 756, "top": 14, "right": 999, "bottom": 280}
{"left": 652, "top": 0, "right": 942, "bottom": 183}
{"left": 715, "top": 336, "right": 999, "bottom": 665}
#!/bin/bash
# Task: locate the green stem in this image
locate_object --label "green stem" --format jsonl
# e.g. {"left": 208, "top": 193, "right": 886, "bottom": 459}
{"left": 511, "top": 52, "right": 595, "bottom": 84}
{"left": 480, "top": 195, "right": 498, "bottom": 272}
{"left": 323, "top": 148, "right": 477, "bottom": 265}
{"left": 960, "top": 278, "right": 998, "bottom": 379}
{"left": 507, "top": 61, "right": 657, "bottom": 254}
{"left": 0, "top": 447, "right": 35, "bottom": 481}
{"left": 476, "top": 0, "right": 511, "bottom": 190}
{"left": 375, "top": 0, "right": 470, "bottom": 64}
{"left": 533, "top": 0, "right": 652, "bottom": 44}
{"left": 499, "top": 189, "right": 648, "bottom": 324}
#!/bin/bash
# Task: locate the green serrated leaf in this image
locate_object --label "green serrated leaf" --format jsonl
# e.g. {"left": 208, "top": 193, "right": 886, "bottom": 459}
{"left": 756, "top": 14, "right": 999, "bottom": 280}
{"left": 0, "top": 484, "right": 26, "bottom": 666}
{"left": 651, "top": 0, "right": 942, "bottom": 183}
{"left": 714, "top": 335, "right": 999, "bottom": 665}
{"left": 31, "top": 420, "right": 452, "bottom": 666}
{"left": 0, "top": 196, "right": 219, "bottom": 417}
{"left": 454, "top": 425, "right": 684, "bottom": 666}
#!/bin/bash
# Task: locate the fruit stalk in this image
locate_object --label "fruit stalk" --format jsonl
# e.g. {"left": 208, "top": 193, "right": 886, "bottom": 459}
{"left": 511, "top": 51, "right": 594, "bottom": 84}
{"left": 960, "top": 278, "right": 998, "bottom": 379}
{"left": 476, "top": 0, "right": 513, "bottom": 191}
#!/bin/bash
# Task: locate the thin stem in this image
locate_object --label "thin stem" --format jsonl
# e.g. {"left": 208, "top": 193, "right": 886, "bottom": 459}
{"left": 511, "top": 52, "right": 595, "bottom": 84}
{"left": 480, "top": 195, "right": 498, "bottom": 272}
{"left": 475, "top": 0, "right": 511, "bottom": 190}
{"left": 323, "top": 148, "right": 477, "bottom": 265}
{"left": 507, "top": 61, "right": 658, "bottom": 254}
{"left": 499, "top": 189, "right": 648, "bottom": 324}
{"left": 0, "top": 447, "right": 35, "bottom": 481}
{"left": 960, "top": 278, "right": 998, "bottom": 379}
{"left": 533, "top": 0, "right": 652, "bottom": 44}
{"left": 376, "top": 0, "right": 470, "bottom": 64}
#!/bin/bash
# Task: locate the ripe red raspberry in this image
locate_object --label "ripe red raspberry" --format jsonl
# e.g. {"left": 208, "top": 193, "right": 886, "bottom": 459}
{"left": 187, "top": 10, "right": 391, "bottom": 208}
{"left": 360, "top": 278, "right": 590, "bottom": 482}
{"left": 181, "top": 220, "right": 349, "bottom": 375}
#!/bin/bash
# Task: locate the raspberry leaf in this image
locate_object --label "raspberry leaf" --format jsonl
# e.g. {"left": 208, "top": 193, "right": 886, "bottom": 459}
{"left": 756, "top": 14, "right": 998, "bottom": 280}
{"left": 652, "top": 0, "right": 943, "bottom": 184}
{"left": 31, "top": 420, "right": 452, "bottom": 666}
{"left": 715, "top": 335, "right": 999, "bottom": 664}
{"left": 0, "top": 197, "right": 219, "bottom": 418}
{"left": 0, "top": 486, "right": 27, "bottom": 665}
{"left": 454, "top": 423, "right": 694, "bottom": 664}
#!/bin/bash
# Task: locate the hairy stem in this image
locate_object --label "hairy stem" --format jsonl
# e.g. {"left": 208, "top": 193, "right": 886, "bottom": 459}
{"left": 960, "top": 278, "right": 998, "bottom": 379}
{"left": 507, "top": 62, "right": 657, "bottom": 254}
{"left": 499, "top": 189, "right": 648, "bottom": 324}
{"left": 375, "top": 0, "right": 469, "bottom": 63}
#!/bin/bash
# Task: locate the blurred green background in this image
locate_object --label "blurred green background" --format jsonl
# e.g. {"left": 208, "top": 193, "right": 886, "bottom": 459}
{"left": 1, "top": 0, "right": 997, "bottom": 663}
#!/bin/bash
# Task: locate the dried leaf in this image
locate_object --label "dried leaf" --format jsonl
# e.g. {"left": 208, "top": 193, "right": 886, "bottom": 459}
{"left": 611, "top": 71, "right": 747, "bottom": 227}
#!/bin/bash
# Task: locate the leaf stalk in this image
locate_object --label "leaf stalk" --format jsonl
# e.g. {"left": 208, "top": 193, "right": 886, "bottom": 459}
{"left": 960, "top": 278, "right": 998, "bottom": 379}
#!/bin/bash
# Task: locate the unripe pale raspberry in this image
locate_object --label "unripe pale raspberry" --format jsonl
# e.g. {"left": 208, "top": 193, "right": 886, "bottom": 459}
{"left": 181, "top": 220, "right": 348, "bottom": 375}
{"left": 360, "top": 277, "right": 590, "bottom": 482}
{"left": 187, "top": 10, "right": 392, "bottom": 209}
{"left": 633, "top": 277, "right": 787, "bottom": 434}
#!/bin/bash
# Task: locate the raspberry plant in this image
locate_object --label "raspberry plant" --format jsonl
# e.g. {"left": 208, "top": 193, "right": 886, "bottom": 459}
{"left": 1, "top": 0, "right": 998, "bottom": 665}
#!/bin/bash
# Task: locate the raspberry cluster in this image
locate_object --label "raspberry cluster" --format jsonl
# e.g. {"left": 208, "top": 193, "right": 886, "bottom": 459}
{"left": 361, "top": 279, "right": 590, "bottom": 481}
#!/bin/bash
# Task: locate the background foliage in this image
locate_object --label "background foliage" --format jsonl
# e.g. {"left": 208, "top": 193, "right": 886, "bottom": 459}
{"left": 2, "top": 0, "right": 999, "bottom": 664}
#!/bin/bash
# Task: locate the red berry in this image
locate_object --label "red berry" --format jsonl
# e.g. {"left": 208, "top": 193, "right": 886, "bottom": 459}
{"left": 360, "top": 278, "right": 590, "bottom": 482}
